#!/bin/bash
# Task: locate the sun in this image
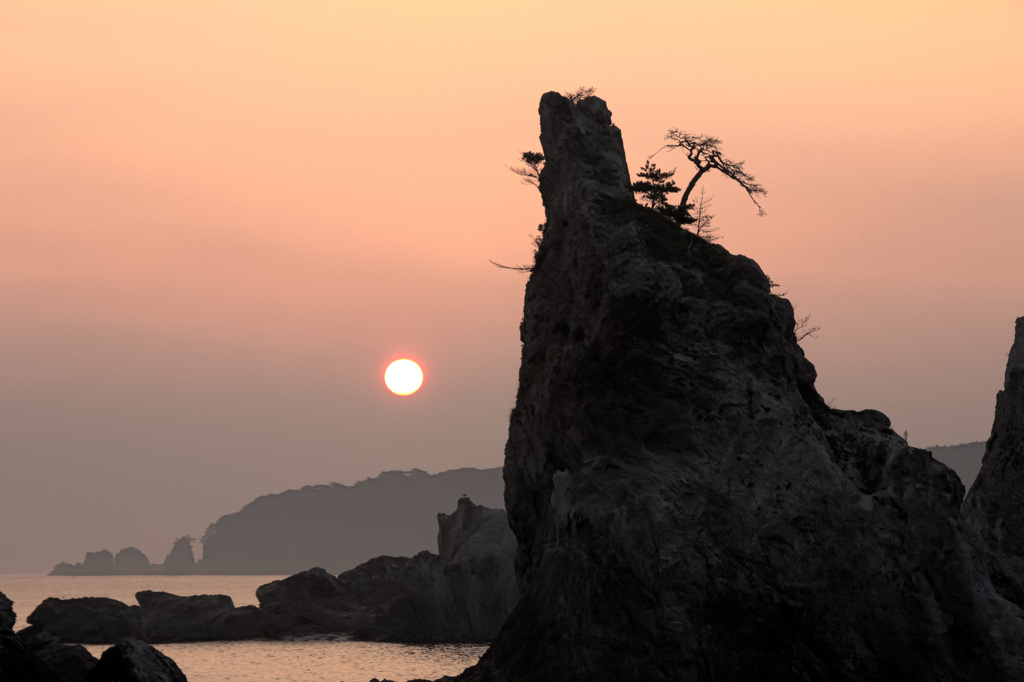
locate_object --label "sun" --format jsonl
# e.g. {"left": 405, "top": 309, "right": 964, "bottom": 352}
{"left": 384, "top": 359, "right": 424, "bottom": 396}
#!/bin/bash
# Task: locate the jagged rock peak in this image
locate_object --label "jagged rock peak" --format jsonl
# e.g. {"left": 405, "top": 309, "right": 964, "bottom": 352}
{"left": 0, "top": 591, "right": 15, "bottom": 632}
{"left": 456, "top": 93, "right": 1024, "bottom": 682}
{"left": 963, "top": 317, "right": 1024, "bottom": 556}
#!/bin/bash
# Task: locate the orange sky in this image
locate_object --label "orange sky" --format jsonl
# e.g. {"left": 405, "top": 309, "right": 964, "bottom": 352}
{"left": 1, "top": 1, "right": 1022, "bottom": 572}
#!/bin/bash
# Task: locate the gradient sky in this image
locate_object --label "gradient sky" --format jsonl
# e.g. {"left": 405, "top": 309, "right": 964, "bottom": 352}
{"left": 1, "top": 1, "right": 1021, "bottom": 573}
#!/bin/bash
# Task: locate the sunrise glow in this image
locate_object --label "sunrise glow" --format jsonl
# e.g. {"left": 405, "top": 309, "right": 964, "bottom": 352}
{"left": 384, "top": 359, "right": 424, "bottom": 396}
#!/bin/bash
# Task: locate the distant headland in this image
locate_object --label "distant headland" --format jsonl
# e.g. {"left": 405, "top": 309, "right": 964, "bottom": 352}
{"left": 49, "top": 466, "right": 503, "bottom": 576}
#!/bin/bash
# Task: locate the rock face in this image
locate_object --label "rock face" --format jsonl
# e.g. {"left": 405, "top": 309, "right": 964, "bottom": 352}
{"left": 28, "top": 597, "right": 137, "bottom": 644}
{"left": 26, "top": 592, "right": 266, "bottom": 644}
{"left": 337, "top": 496, "right": 517, "bottom": 642}
{"left": 1, "top": 590, "right": 93, "bottom": 682}
{"left": 456, "top": 93, "right": 1024, "bottom": 681}
{"left": 0, "top": 591, "right": 13, "bottom": 632}
{"left": 963, "top": 318, "right": 1024, "bottom": 555}
{"left": 258, "top": 497, "right": 518, "bottom": 642}
{"left": 18, "top": 631, "right": 97, "bottom": 682}
{"left": 85, "top": 638, "right": 187, "bottom": 682}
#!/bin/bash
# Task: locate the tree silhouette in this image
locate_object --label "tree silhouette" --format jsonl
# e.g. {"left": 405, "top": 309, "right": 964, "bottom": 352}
{"left": 690, "top": 187, "right": 720, "bottom": 242}
{"left": 508, "top": 151, "right": 544, "bottom": 189}
{"left": 655, "top": 130, "right": 766, "bottom": 222}
{"left": 632, "top": 160, "right": 681, "bottom": 213}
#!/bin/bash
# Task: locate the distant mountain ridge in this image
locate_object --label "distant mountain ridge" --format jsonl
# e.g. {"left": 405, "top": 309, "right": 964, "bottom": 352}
{"left": 197, "top": 467, "right": 504, "bottom": 575}
{"left": 927, "top": 441, "right": 985, "bottom": 490}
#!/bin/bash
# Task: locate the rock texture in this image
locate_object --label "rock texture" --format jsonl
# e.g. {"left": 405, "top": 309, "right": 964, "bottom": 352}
{"left": 18, "top": 631, "right": 97, "bottom": 682}
{"left": 27, "top": 597, "right": 138, "bottom": 644}
{"left": 86, "top": 638, "right": 187, "bottom": 682}
{"left": 0, "top": 591, "right": 13, "bottom": 632}
{"left": 1, "top": 590, "right": 86, "bottom": 682}
{"left": 25, "top": 592, "right": 266, "bottom": 644}
{"left": 258, "top": 497, "right": 517, "bottom": 642}
{"left": 453, "top": 93, "right": 1024, "bottom": 681}
{"left": 963, "top": 318, "right": 1024, "bottom": 554}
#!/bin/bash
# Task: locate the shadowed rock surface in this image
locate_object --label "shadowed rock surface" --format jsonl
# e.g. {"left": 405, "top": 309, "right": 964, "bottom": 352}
{"left": 964, "top": 318, "right": 1024, "bottom": 555}
{"left": 27, "top": 597, "right": 138, "bottom": 644}
{"left": 449, "top": 92, "right": 1024, "bottom": 681}
{"left": 86, "top": 638, "right": 187, "bottom": 682}
{"left": 18, "top": 631, "right": 96, "bottom": 682}
{"left": 26, "top": 592, "right": 269, "bottom": 644}
{"left": 258, "top": 497, "right": 517, "bottom": 642}
{"left": 1, "top": 590, "right": 86, "bottom": 682}
{"left": 0, "top": 591, "right": 13, "bottom": 632}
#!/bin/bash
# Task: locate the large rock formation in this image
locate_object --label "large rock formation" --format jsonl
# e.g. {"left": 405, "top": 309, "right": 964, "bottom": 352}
{"left": 258, "top": 497, "right": 517, "bottom": 642}
{"left": 963, "top": 318, "right": 1024, "bottom": 555}
{"left": 454, "top": 93, "right": 1024, "bottom": 681}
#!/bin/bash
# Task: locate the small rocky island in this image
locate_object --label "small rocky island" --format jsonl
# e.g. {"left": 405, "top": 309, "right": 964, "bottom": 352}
{"left": 442, "top": 92, "right": 1024, "bottom": 681}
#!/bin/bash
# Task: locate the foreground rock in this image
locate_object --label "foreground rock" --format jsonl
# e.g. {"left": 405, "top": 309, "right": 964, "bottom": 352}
{"left": 86, "top": 638, "right": 187, "bottom": 682}
{"left": 18, "top": 631, "right": 96, "bottom": 682}
{"left": 451, "top": 92, "right": 1024, "bottom": 681}
{"left": 1, "top": 590, "right": 90, "bottom": 682}
{"left": 963, "top": 317, "right": 1024, "bottom": 556}
{"left": 27, "top": 597, "right": 138, "bottom": 644}
{"left": 259, "top": 497, "right": 517, "bottom": 642}
{"left": 26, "top": 592, "right": 266, "bottom": 644}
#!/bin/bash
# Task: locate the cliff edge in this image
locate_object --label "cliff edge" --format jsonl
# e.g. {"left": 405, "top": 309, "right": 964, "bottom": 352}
{"left": 963, "top": 318, "right": 1024, "bottom": 556}
{"left": 456, "top": 93, "right": 1024, "bottom": 681}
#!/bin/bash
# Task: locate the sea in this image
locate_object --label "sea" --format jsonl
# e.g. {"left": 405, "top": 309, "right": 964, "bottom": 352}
{"left": 0, "top": 574, "right": 486, "bottom": 682}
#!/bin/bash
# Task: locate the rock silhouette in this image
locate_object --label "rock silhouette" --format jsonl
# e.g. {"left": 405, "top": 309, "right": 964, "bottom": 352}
{"left": 450, "top": 92, "right": 1024, "bottom": 681}
{"left": 1, "top": 590, "right": 95, "bottom": 682}
{"left": 199, "top": 467, "right": 504, "bottom": 574}
{"left": 114, "top": 547, "right": 152, "bottom": 575}
{"left": 159, "top": 538, "right": 196, "bottom": 575}
{"left": 963, "top": 317, "right": 1024, "bottom": 556}
{"left": 85, "top": 638, "right": 187, "bottom": 682}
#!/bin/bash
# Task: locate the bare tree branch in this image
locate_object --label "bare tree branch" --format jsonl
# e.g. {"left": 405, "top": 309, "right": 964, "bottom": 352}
{"left": 654, "top": 130, "right": 767, "bottom": 218}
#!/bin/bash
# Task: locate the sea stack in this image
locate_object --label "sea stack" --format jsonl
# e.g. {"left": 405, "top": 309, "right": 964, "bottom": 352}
{"left": 457, "top": 93, "right": 1024, "bottom": 681}
{"left": 963, "top": 318, "right": 1024, "bottom": 556}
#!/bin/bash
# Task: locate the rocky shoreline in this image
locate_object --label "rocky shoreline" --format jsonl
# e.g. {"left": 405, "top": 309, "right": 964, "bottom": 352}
{"left": 22, "top": 498, "right": 516, "bottom": 646}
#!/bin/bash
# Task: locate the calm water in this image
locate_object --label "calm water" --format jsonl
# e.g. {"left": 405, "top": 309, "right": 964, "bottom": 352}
{"left": 0, "top": 574, "right": 485, "bottom": 681}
